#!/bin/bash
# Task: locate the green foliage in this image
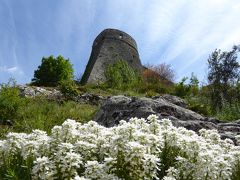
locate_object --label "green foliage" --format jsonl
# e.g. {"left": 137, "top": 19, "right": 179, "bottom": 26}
{"left": 145, "top": 90, "right": 158, "bottom": 98}
{"left": 208, "top": 46, "right": 240, "bottom": 85}
{"left": 0, "top": 152, "right": 33, "bottom": 180}
{"left": 138, "top": 82, "right": 171, "bottom": 95}
{"left": 189, "top": 72, "right": 199, "bottom": 96}
{"left": 0, "top": 79, "right": 23, "bottom": 123}
{"left": 13, "top": 98, "right": 98, "bottom": 134}
{"left": 207, "top": 46, "right": 240, "bottom": 110}
{"left": 186, "top": 96, "right": 211, "bottom": 116}
{"left": 216, "top": 102, "right": 240, "bottom": 121}
{"left": 231, "top": 160, "right": 240, "bottom": 180}
{"left": 0, "top": 96, "right": 98, "bottom": 138}
{"left": 158, "top": 141, "right": 180, "bottom": 179}
{"left": 105, "top": 60, "right": 141, "bottom": 90}
{"left": 173, "top": 73, "right": 200, "bottom": 98}
{"left": 59, "top": 80, "right": 79, "bottom": 99}
{"left": 173, "top": 77, "right": 190, "bottom": 98}
{"left": 172, "top": 74, "right": 212, "bottom": 116}
{"left": 32, "top": 55, "right": 74, "bottom": 87}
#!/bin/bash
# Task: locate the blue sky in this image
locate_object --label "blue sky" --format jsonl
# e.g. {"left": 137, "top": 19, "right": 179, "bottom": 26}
{"left": 1, "top": 0, "right": 240, "bottom": 84}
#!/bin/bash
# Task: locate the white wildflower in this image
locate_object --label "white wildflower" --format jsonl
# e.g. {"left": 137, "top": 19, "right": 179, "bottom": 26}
{"left": 32, "top": 156, "right": 56, "bottom": 180}
{"left": 0, "top": 116, "right": 239, "bottom": 180}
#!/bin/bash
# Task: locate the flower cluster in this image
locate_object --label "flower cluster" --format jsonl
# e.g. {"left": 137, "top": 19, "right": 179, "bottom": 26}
{"left": 0, "top": 115, "right": 239, "bottom": 179}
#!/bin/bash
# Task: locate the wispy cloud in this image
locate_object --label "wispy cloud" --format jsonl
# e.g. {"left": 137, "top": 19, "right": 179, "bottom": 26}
{"left": 1, "top": 0, "right": 240, "bottom": 83}
{"left": 0, "top": 66, "right": 24, "bottom": 75}
{"left": 127, "top": 0, "right": 240, "bottom": 80}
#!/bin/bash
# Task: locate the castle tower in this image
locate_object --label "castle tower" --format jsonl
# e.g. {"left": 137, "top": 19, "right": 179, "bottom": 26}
{"left": 81, "top": 29, "right": 143, "bottom": 84}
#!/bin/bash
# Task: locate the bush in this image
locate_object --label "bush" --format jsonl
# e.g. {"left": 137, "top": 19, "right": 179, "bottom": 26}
{"left": 105, "top": 60, "right": 141, "bottom": 90}
{"left": 145, "top": 90, "right": 158, "bottom": 97}
{"left": 138, "top": 82, "right": 170, "bottom": 95}
{"left": 142, "top": 69, "right": 160, "bottom": 84}
{"left": 138, "top": 68, "right": 173, "bottom": 95}
{"left": 186, "top": 97, "right": 211, "bottom": 116}
{"left": 216, "top": 102, "right": 240, "bottom": 121}
{"left": 59, "top": 80, "right": 79, "bottom": 99}
{"left": 145, "top": 63, "right": 175, "bottom": 82}
{"left": 0, "top": 115, "right": 239, "bottom": 179}
{"left": 0, "top": 79, "right": 23, "bottom": 123}
{"left": 173, "top": 77, "right": 190, "bottom": 98}
{"left": 32, "top": 55, "right": 74, "bottom": 87}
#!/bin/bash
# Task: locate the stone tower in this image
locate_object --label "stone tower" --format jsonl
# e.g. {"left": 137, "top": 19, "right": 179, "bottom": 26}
{"left": 81, "top": 28, "right": 143, "bottom": 84}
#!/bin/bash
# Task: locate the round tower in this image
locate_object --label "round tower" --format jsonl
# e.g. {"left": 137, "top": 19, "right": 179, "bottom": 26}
{"left": 81, "top": 29, "right": 143, "bottom": 84}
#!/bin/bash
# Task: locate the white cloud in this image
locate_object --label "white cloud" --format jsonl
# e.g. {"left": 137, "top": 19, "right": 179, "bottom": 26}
{"left": 2, "top": 0, "right": 240, "bottom": 83}
{"left": 0, "top": 66, "right": 24, "bottom": 75}
{"left": 128, "top": 0, "right": 240, "bottom": 79}
{"left": 74, "top": 0, "right": 240, "bottom": 81}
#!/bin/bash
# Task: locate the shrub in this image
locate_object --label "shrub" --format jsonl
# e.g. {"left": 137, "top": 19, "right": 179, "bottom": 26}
{"left": 139, "top": 68, "right": 173, "bottom": 95}
{"left": 59, "top": 80, "right": 79, "bottom": 99}
{"left": 145, "top": 90, "right": 157, "bottom": 97}
{"left": 138, "top": 82, "right": 170, "bottom": 95}
{"left": 145, "top": 63, "right": 175, "bottom": 82}
{"left": 32, "top": 55, "right": 74, "bottom": 87}
{"left": 0, "top": 79, "right": 23, "bottom": 123}
{"left": 142, "top": 69, "right": 160, "bottom": 84}
{"left": 105, "top": 60, "right": 140, "bottom": 90}
{"left": 186, "top": 97, "right": 211, "bottom": 116}
{"left": 173, "top": 77, "right": 190, "bottom": 98}
{"left": 216, "top": 102, "right": 240, "bottom": 121}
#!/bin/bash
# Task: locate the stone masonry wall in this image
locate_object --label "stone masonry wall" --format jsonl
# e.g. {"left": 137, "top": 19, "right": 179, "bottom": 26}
{"left": 81, "top": 29, "right": 143, "bottom": 84}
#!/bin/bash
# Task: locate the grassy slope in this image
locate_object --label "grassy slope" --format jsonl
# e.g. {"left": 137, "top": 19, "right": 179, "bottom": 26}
{"left": 0, "top": 97, "right": 98, "bottom": 138}
{"left": 1, "top": 82, "right": 239, "bottom": 138}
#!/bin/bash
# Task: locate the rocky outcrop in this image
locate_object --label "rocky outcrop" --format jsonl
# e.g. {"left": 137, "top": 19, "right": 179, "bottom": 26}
{"left": 94, "top": 95, "right": 240, "bottom": 145}
{"left": 17, "top": 85, "right": 106, "bottom": 105}
{"left": 160, "top": 94, "right": 187, "bottom": 108}
{"left": 74, "top": 93, "right": 107, "bottom": 105}
{"left": 18, "top": 85, "right": 63, "bottom": 99}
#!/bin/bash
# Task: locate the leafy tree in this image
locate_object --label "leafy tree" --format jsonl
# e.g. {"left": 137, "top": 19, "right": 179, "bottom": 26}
{"left": 207, "top": 45, "right": 240, "bottom": 110}
{"left": 32, "top": 55, "right": 74, "bottom": 86}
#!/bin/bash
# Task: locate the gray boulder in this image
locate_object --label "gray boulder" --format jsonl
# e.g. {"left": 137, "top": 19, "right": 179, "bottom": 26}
{"left": 94, "top": 95, "right": 240, "bottom": 145}
{"left": 18, "top": 85, "right": 63, "bottom": 99}
{"left": 159, "top": 94, "right": 187, "bottom": 108}
{"left": 94, "top": 95, "right": 204, "bottom": 127}
{"left": 75, "top": 93, "right": 107, "bottom": 105}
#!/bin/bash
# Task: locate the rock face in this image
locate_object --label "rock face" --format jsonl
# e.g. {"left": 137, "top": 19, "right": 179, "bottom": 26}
{"left": 81, "top": 29, "right": 143, "bottom": 84}
{"left": 94, "top": 95, "right": 240, "bottom": 145}
{"left": 158, "top": 94, "right": 187, "bottom": 108}
{"left": 75, "top": 93, "right": 107, "bottom": 105}
{"left": 17, "top": 85, "right": 106, "bottom": 106}
{"left": 18, "top": 85, "right": 62, "bottom": 99}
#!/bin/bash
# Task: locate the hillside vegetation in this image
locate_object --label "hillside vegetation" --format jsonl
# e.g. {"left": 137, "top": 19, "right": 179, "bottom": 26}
{"left": 0, "top": 47, "right": 240, "bottom": 179}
